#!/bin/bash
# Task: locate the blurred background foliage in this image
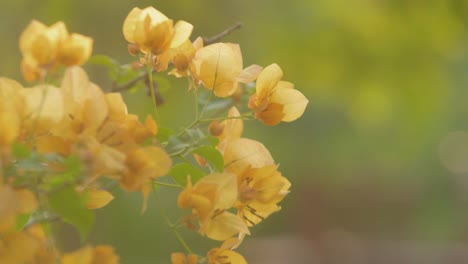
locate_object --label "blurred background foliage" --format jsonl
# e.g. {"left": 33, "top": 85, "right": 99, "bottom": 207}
{"left": 2, "top": 0, "right": 468, "bottom": 263}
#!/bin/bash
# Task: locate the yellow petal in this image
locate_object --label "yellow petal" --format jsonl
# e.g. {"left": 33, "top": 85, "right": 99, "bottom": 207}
{"left": 21, "top": 85, "right": 64, "bottom": 128}
{"left": 19, "top": 20, "right": 47, "bottom": 53}
{"left": 105, "top": 93, "right": 128, "bottom": 119}
{"left": 170, "top": 20, "right": 194, "bottom": 48}
{"left": 86, "top": 189, "right": 114, "bottom": 209}
{"left": 0, "top": 112, "right": 20, "bottom": 146}
{"left": 256, "top": 63, "right": 283, "bottom": 101}
{"left": 203, "top": 212, "right": 249, "bottom": 241}
{"left": 92, "top": 245, "right": 119, "bottom": 264}
{"left": 237, "top": 64, "right": 263, "bottom": 83}
{"left": 61, "top": 246, "right": 93, "bottom": 264}
{"left": 192, "top": 43, "right": 243, "bottom": 97}
{"left": 270, "top": 84, "right": 309, "bottom": 122}
{"left": 224, "top": 138, "right": 274, "bottom": 175}
{"left": 122, "top": 7, "right": 143, "bottom": 43}
{"left": 255, "top": 102, "right": 284, "bottom": 126}
{"left": 61, "top": 66, "right": 91, "bottom": 104}
{"left": 59, "top": 33, "right": 93, "bottom": 66}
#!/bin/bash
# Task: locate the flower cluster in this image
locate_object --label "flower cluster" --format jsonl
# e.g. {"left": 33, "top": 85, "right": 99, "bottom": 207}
{"left": 0, "top": 5, "right": 308, "bottom": 264}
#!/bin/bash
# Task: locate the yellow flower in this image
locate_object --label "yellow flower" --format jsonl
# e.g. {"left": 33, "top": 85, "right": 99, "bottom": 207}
{"left": 178, "top": 173, "right": 249, "bottom": 241}
{"left": 61, "top": 245, "right": 119, "bottom": 264}
{"left": 0, "top": 232, "right": 41, "bottom": 264}
{"left": 122, "top": 6, "right": 193, "bottom": 59}
{"left": 168, "top": 37, "right": 204, "bottom": 77}
{"left": 171, "top": 252, "right": 198, "bottom": 264}
{"left": 248, "top": 63, "right": 308, "bottom": 125}
{"left": 191, "top": 43, "right": 262, "bottom": 97}
{"left": 236, "top": 165, "right": 291, "bottom": 226}
{"left": 120, "top": 146, "right": 172, "bottom": 212}
{"left": 207, "top": 238, "right": 247, "bottom": 264}
{"left": 19, "top": 20, "right": 93, "bottom": 81}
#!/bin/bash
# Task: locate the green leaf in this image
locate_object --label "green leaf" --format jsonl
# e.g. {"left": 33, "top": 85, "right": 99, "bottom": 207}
{"left": 169, "top": 163, "right": 205, "bottom": 186}
{"left": 87, "top": 54, "right": 118, "bottom": 68}
{"left": 15, "top": 213, "right": 32, "bottom": 230}
{"left": 192, "top": 146, "right": 224, "bottom": 172}
{"left": 157, "top": 127, "right": 176, "bottom": 142}
{"left": 48, "top": 186, "right": 95, "bottom": 240}
{"left": 207, "top": 136, "right": 220, "bottom": 146}
{"left": 11, "top": 142, "right": 31, "bottom": 159}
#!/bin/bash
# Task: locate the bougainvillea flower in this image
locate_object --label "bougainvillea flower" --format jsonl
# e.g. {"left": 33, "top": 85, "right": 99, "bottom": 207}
{"left": 248, "top": 63, "right": 308, "bottom": 125}
{"left": 19, "top": 20, "right": 93, "bottom": 81}
{"left": 236, "top": 164, "right": 290, "bottom": 226}
{"left": 171, "top": 252, "right": 198, "bottom": 264}
{"left": 178, "top": 173, "right": 249, "bottom": 241}
{"left": 120, "top": 146, "right": 172, "bottom": 212}
{"left": 207, "top": 238, "right": 247, "bottom": 264}
{"left": 61, "top": 245, "right": 119, "bottom": 264}
{"left": 122, "top": 6, "right": 193, "bottom": 57}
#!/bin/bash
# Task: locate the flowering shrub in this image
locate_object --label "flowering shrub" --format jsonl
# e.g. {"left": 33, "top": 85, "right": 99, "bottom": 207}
{"left": 0, "top": 6, "right": 308, "bottom": 263}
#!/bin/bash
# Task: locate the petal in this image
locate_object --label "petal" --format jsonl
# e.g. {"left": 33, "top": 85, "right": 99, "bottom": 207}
{"left": 237, "top": 64, "right": 263, "bottom": 83}
{"left": 270, "top": 84, "right": 309, "bottom": 122}
{"left": 21, "top": 85, "right": 64, "bottom": 127}
{"left": 122, "top": 7, "right": 142, "bottom": 43}
{"left": 61, "top": 66, "right": 91, "bottom": 104}
{"left": 19, "top": 20, "right": 47, "bottom": 53}
{"left": 203, "top": 212, "right": 249, "bottom": 241}
{"left": 224, "top": 138, "right": 274, "bottom": 175}
{"left": 86, "top": 189, "right": 114, "bottom": 209}
{"left": 92, "top": 245, "right": 119, "bottom": 264}
{"left": 170, "top": 20, "right": 194, "bottom": 48}
{"left": 256, "top": 63, "right": 283, "bottom": 101}
{"left": 58, "top": 33, "right": 93, "bottom": 66}
{"left": 61, "top": 246, "right": 93, "bottom": 264}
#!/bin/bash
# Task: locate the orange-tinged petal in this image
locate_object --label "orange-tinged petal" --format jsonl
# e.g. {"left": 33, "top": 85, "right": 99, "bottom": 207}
{"left": 37, "top": 133, "right": 71, "bottom": 155}
{"left": 92, "top": 245, "right": 119, "bottom": 264}
{"left": 255, "top": 63, "right": 283, "bottom": 102}
{"left": 0, "top": 232, "right": 41, "bottom": 264}
{"left": 171, "top": 252, "right": 198, "bottom": 264}
{"left": 270, "top": 83, "right": 309, "bottom": 122}
{"left": 224, "top": 138, "right": 274, "bottom": 175}
{"left": 254, "top": 102, "right": 284, "bottom": 126}
{"left": 86, "top": 189, "right": 114, "bottom": 209}
{"left": 59, "top": 33, "right": 93, "bottom": 66}
{"left": 61, "top": 246, "right": 93, "bottom": 264}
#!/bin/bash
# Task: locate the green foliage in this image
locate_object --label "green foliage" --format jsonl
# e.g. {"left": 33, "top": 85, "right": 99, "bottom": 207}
{"left": 169, "top": 163, "right": 205, "bottom": 186}
{"left": 48, "top": 186, "right": 95, "bottom": 240}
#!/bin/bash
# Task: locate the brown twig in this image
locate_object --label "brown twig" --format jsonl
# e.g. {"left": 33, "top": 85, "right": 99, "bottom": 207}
{"left": 202, "top": 22, "right": 243, "bottom": 45}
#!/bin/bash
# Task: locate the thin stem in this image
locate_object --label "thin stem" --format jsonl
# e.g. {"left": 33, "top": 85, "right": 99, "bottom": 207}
{"left": 152, "top": 185, "right": 193, "bottom": 254}
{"left": 146, "top": 54, "right": 160, "bottom": 123}
{"left": 199, "top": 113, "right": 253, "bottom": 123}
{"left": 153, "top": 181, "right": 182, "bottom": 189}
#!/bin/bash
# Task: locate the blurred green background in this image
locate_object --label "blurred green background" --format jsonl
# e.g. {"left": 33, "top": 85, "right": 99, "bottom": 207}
{"left": 3, "top": 0, "right": 468, "bottom": 263}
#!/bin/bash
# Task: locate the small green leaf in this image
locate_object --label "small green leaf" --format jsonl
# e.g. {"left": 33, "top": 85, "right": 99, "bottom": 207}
{"left": 15, "top": 213, "right": 32, "bottom": 230}
{"left": 11, "top": 142, "right": 31, "bottom": 159}
{"left": 169, "top": 163, "right": 205, "bottom": 186}
{"left": 157, "top": 127, "right": 176, "bottom": 142}
{"left": 48, "top": 186, "right": 94, "bottom": 240}
{"left": 192, "top": 146, "right": 224, "bottom": 172}
{"left": 88, "top": 55, "right": 118, "bottom": 68}
{"left": 207, "top": 136, "right": 220, "bottom": 146}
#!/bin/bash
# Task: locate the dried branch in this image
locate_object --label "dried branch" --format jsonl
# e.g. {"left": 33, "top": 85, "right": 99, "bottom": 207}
{"left": 203, "top": 22, "right": 243, "bottom": 45}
